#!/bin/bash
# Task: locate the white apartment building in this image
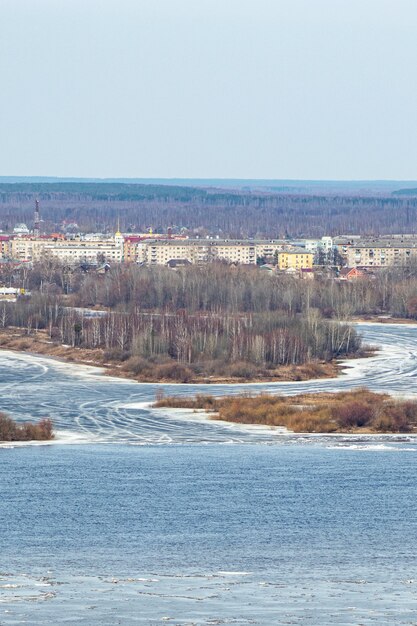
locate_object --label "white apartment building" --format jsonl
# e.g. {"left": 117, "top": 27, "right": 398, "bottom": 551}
{"left": 295, "top": 236, "right": 333, "bottom": 255}
{"left": 10, "top": 237, "right": 47, "bottom": 262}
{"left": 9, "top": 234, "right": 124, "bottom": 264}
{"left": 43, "top": 239, "right": 123, "bottom": 263}
{"left": 347, "top": 240, "right": 417, "bottom": 267}
{"left": 137, "top": 239, "right": 287, "bottom": 266}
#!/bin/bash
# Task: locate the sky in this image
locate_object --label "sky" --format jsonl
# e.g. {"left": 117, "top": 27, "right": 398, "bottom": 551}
{"left": 1, "top": 0, "right": 417, "bottom": 180}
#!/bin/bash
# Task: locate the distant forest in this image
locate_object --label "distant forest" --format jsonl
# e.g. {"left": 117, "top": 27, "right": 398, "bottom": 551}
{"left": 1, "top": 182, "right": 417, "bottom": 237}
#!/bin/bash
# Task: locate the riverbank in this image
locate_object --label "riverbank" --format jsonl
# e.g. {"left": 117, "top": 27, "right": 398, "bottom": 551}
{"left": 153, "top": 389, "right": 417, "bottom": 434}
{"left": 0, "top": 327, "right": 355, "bottom": 384}
{"left": 352, "top": 315, "right": 417, "bottom": 325}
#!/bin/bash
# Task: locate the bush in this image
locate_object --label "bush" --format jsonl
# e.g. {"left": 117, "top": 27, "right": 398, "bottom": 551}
{"left": 154, "top": 362, "right": 194, "bottom": 382}
{"left": 332, "top": 401, "right": 374, "bottom": 428}
{"left": 226, "top": 361, "right": 259, "bottom": 379}
{"left": 286, "top": 409, "right": 336, "bottom": 433}
{"left": 13, "top": 339, "right": 31, "bottom": 350}
{"left": 154, "top": 394, "right": 218, "bottom": 410}
{"left": 374, "top": 402, "right": 416, "bottom": 432}
{"left": 122, "top": 356, "right": 150, "bottom": 376}
{"left": 50, "top": 326, "right": 62, "bottom": 341}
{"left": 103, "top": 349, "right": 130, "bottom": 362}
{"left": 0, "top": 413, "right": 54, "bottom": 441}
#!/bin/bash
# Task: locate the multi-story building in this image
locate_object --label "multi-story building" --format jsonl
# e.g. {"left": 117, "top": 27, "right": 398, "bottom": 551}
{"left": 124, "top": 236, "right": 143, "bottom": 263}
{"left": 43, "top": 238, "right": 124, "bottom": 263}
{"left": 123, "top": 234, "right": 189, "bottom": 263}
{"left": 294, "top": 236, "right": 333, "bottom": 256}
{"left": 277, "top": 249, "right": 314, "bottom": 271}
{"left": 255, "top": 241, "right": 287, "bottom": 260}
{"left": 4, "top": 232, "right": 319, "bottom": 269}
{"left": 10, "top": 237, "right": 47, "bottom": 262}
{"left": 137, "top": 239, "right": 287, "bottom": 266}
{"left": 347, "top": 240, "right": 417, "bottom": 268}
{"left": 9, "top": 233, "right": 124, "bottom": 264}
{"left": 0, "top": 236, "right": 11, "bottom": 259}
{"left": 333, "top": 236, "right": 362, "bottom": 262}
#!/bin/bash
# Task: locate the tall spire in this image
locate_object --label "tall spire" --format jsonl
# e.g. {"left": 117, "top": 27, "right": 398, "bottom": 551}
{"left": 34, "top": 199, "right": 40, "bottom": 237}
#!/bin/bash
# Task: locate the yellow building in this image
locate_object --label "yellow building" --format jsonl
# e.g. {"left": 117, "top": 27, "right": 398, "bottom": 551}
{"left": 277, "top": 248, "right": 313, "bottom": 271}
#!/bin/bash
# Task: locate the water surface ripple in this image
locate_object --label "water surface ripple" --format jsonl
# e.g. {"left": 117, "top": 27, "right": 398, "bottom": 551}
{"left": 1, "top": 323, "right": 417, "bottom": 625}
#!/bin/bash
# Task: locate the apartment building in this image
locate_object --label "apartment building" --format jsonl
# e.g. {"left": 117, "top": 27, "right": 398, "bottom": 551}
{"left": 294, "top": 236, "right": 333, "bottom": 255}
{"left": 347, "top": 241, "right": 417, "bottom": 268}
{"left": 10, "top": 237, "right": 47, "bottom": 262}
{"left": 277, "top": 249, "right": 314, "bottom": 271}
{"left": 6, "top": 233, "right": 314, "bottom": 268}
{"left": 137, "top": 239, "right": 287, "bottom": 266}
{"left": 124, "top": 236, "right": 142, "bottom": 263}
{"left": 333, "top": 236, "right": 361, "bottom": 261}
{"left": 0, "top": 236, "right": 11, "bottom": 259}
{"left": 9, "top": 234, "right": 124, "bottom": 264}
{"left": 44, "top": 238, "right": 124, "bottom": 263}
{"left": 123, "top": 234, "right": 188, "bottom": 263}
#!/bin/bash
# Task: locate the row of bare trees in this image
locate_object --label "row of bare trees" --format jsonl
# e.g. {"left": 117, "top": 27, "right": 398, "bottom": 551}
{"left": 54, "top": 309, "right": 358, "bottom": 366}
{"left": 0, "top": 262, "right": 365, "bottom": 372}
{"left": 7, "top": 258, "right": 417, "bottom": 373}
{"left": 5, "top": 259, "right": 417, "bottom": 320}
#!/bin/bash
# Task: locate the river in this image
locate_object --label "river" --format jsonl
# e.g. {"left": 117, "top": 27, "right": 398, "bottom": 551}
{"left": 1, "top": 323, "right": 417, "bottom": 624}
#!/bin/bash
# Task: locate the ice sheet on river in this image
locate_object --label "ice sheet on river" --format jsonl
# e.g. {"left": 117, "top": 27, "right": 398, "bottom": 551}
{"left": 1, "top": 322, "right": 417, "bottom": 445}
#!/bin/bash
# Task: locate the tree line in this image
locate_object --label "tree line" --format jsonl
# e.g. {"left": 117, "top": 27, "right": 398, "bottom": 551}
{"left": 1, "top": 183, "right": 417, "bottom": 237}
{"left": 4, "top": 259, "right": 417, "bottom": 380}
{"left": 0, "top": 262, "right": 365, "bottom": 380}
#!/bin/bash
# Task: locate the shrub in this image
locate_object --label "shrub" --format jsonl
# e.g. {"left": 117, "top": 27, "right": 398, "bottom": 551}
{"left": 286, "top": 409, "right": 336, "bottom": 433}
{"left": 0, "top": 412, "right": 54, "bottom": 441}
{"left": 103, "top": 349, "right": 130, "bottom": 362}
{"left": 332, "top": 401, "right": 374, "bottom": 428}
{"left": 13, "top": 339, "right": 31, "bottom": 350}
{"left": 151, "top": 389, "right": 417, "bottom": 434}
{"left": 122, "top": 356, "right": 150, "bottom": 376}
{"left": 374, "top": 402, "right": 416, "bottom": 433}
{"left": 154, "top": 362, "right": 194, "bottom": 382}
{"left": 226, "top": 361, "right": 259, "bottom": 379}
{"left": 154, "top": 394, "right": 218, "bottom": 410}
{"left": 50, "top": 326, "right": 61, "bottom": 341}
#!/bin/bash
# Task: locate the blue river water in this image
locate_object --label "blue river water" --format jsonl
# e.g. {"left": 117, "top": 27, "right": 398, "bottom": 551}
{"left": 1, "top": 323, "right": 417, "bottom": 624}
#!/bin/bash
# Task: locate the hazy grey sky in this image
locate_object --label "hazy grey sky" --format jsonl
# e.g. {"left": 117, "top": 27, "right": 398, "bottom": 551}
{"left": 1, "top": 0, "right": 416, "bottom": 179}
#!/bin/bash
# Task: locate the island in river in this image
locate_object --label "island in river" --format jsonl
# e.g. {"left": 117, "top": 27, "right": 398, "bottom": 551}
{"left": 0, "top": 327, "right": 357, "bottom": 384}
{"left": 153, "top": 389, "right": 417, "bottom": 434}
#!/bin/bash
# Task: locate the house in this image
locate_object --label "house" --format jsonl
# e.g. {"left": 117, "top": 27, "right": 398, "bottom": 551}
{"left": 338, "top": 267, "right": 365, "bottom": 280}
{"left": 300, "top": 268, "right": 315, "bottom": 280}
{"left": 167, "top": 259, "right": 192, "bottom": 269}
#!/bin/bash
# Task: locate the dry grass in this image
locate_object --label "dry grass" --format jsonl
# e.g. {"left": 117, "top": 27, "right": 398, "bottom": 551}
{"left": 153, "top": 388, "right": 417, "bottom": 433}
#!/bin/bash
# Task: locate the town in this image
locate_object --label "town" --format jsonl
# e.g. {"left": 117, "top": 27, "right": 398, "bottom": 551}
{"left": 1, "top": 201, "right": 417, "bottom": 280}
{"left": 3, "top": 1, "right": 417, "bottom": 624}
